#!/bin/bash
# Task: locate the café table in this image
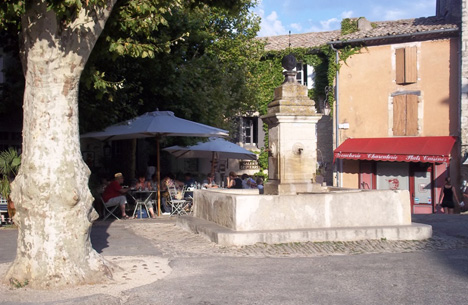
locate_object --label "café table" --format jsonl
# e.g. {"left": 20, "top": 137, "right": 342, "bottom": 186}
{"left": 129, "top": 189, "right": 157, "bottom": 219}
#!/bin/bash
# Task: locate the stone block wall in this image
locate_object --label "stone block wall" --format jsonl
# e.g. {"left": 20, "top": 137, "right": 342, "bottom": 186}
{"left": 193, "top": 188, "right": 412, "bottom": 232}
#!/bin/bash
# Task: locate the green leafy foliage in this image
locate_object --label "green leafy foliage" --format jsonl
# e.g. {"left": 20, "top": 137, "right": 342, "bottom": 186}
{"left": 319, "top": 44, "right": 362, "bottom": 111}
{"left": 252, "top": 47, "right": 329, "bottom": 117}
{"left": 257, "top": 147, "right": 268, "bottom": 169}
{"left": 0, "top": 0, "right": 25, "bottom": 30}
{"left": 1, "top": 0, "right": 263, "bottom": 137}
{"left": 341, "top": 18, "right": 359, "bottom": 35}
{"left": 253, "top": 170, "right": 267, "bottom": 181}
{"left": 104, "top": 0, "right": 183, "bottom": 57}
{"left": 0, "top": 1, "right": 112, "bottom": 31}
{"left": 79, "top": 0, "right": 263, "bottom": 135}
{"left": 0, "top": 148, "right": 21, "bottom": 199}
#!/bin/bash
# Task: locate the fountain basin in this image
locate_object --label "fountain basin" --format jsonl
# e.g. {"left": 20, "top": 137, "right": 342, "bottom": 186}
{"left": 177, "top": 188, "right": 432, "bottom": 246}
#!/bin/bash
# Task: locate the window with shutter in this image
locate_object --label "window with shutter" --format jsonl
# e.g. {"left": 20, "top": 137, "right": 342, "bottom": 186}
{"left": 393, "top": 94, "right": 418, "bottom": 136}
{"left": 294, "top": 63, "right": 315, "bottom": 89}
{"left": 241, "top": 117, "right": 258, "bottom": 147}
{"left": 395, "top": 46, "right": 417, "bottom": 84}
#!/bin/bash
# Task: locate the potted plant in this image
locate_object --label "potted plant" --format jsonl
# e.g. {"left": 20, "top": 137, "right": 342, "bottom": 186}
{"left": 0, "top": 147, "right": 21, "bottom": 223}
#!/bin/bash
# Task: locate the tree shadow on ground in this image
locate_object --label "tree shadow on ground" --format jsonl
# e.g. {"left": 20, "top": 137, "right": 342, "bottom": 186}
{"left": 90, "top": 220, "right": 115, "bottom": 253}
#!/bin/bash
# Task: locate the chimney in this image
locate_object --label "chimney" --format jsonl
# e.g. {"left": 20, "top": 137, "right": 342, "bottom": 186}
{"left": 357, "top": 17, "right": 372, "bottom": 31}
{"left": 436, "top": 0, "right": 462, "bottom": 22}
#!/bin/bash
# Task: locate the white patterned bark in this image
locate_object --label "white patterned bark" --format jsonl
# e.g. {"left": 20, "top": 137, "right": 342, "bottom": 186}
{"left": 3, "top": 0, "right": 117, "bottom": 289}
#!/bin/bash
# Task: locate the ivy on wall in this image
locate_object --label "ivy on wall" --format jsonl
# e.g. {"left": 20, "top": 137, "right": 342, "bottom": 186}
{"left": 251, "top": 48, "right": 329, "bottom": 175}
{"left": 256, "top": 44, "right": 361, "bottom": 119}
{"left": 341, "top": 18, "right": 359, "bottom": 35}
{"left": 252, "top": 30, "right": 362, "bottom": 174}
{"left": 255, "top": 47, "right": 329, "bottom": 116}
{"left": 320, "top": 44, "right": 363, "bottom": 112}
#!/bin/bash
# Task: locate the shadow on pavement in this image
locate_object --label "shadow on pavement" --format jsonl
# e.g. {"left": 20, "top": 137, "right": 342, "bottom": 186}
{"left": 412, "top": 213, "right": 468, "bottom": 278}
{"left": 90, "top": 219, "right": 114, "bottom": 253}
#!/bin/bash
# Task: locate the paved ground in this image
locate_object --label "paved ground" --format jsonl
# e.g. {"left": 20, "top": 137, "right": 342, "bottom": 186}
{"left": 0, "top": 214, "right": 468, "bottom": 304}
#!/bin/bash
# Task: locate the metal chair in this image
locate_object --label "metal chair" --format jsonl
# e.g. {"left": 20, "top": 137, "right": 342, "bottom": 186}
{"left": 184, "top": 186, "right": 195, "bottom": 214}
{"left": 101, "top": 197, "right": 120, "bottom": 220}
{"left": 168, "top": 185, "right": 188, "bottom": 216}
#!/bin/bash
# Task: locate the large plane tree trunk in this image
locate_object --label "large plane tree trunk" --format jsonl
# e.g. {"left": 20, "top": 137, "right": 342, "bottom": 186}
{"left": 3, "top": 1, "right": 117, "bottom": 289}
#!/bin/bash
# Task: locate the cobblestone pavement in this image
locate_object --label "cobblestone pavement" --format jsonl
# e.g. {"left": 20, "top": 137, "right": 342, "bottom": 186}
{"left": 126, "top": 214, "right": 468, "bottom": 258}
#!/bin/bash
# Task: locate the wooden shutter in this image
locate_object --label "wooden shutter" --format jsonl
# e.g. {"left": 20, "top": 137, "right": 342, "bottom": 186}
{"left": 395, "top": 47, "right": 417, "bottom": 84}
{"left": 405, "top": 47, "right": 417, "bottom": 83}
{"left": 393, "top": 95, "right": 406, "bottom": 136}
{"left": 395, "top": 48, "right": 405, "bottom": 84}
{"left": 406, "top": 94, "right": 418, "bottom": 135}
{"left": 393, "top": 94, "right": 419, "bottom": 136}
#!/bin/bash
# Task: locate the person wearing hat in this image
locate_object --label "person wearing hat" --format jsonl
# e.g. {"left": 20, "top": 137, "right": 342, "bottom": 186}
{"left": 102, "top": 172, "right": 130, "bottom": 219}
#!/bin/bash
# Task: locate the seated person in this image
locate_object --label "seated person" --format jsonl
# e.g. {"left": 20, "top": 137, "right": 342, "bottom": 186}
{"left": 160, "top": 173, "right": 184, "bottom": 215}
{"left": 256, "top": 177, "right": 264, "bottom": 194}
{"left": 184, "top": 173, "right": 196, "bottom": 198}
{"left": 135, "top": 173, "right": 152, "bottom": 191}
{"left": 241, "top": 173, "right": 257, "bottom": 189}
{"left": 202, "top": 173, "right": 218, "bottom": 189}
{"left": 133, "top": 173, "right": 156, "bottom": 218}
{"left": 227, "top": 171, "right": 243, "bottom": 189}
{"left": 102, "top": 172, "right": 130, "bottom": 219}
{"left": 184, "top": 173, "right": 196, "bottom": 187}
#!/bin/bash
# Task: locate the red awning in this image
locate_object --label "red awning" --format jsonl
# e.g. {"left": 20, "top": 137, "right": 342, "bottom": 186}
{"left": 334, "top": 136, "right": 456, "bottom": 164}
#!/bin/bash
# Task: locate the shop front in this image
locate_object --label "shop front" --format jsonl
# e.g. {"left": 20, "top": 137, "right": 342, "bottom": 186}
{"left": 334, "top": 136, "right": 457, "bottom": 214}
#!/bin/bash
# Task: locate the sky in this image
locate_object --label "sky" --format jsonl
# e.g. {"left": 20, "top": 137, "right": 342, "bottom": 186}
{"left": 253, "top": 0, "right": 438, "bottom": 37}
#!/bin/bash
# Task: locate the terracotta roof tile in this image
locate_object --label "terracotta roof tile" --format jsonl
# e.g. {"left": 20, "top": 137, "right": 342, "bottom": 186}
{"left": 336, "top": 16, "right": 459, "bottom": 41}
{"left": 261, "top": 16, "right": 459, "bottom": 51}
{"left": 261, "top": 31, "right": 340, "bottom": 51}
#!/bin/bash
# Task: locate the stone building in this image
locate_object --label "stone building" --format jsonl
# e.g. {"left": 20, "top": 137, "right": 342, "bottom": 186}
{"left": 262, "top": 0, "right": 464, "bottom": 213}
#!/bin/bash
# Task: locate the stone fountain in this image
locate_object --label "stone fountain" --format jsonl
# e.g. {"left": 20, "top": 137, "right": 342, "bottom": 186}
{"left": 178, "top": 55, "right": 432, "bottom": 246}
{"left": 261, "top": 53, "right": 323, "bottom": 195}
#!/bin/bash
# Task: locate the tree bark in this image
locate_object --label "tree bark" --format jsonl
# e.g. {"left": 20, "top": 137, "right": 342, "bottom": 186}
{"left": 3, "top": 0, "right": 118, "bottom": 289}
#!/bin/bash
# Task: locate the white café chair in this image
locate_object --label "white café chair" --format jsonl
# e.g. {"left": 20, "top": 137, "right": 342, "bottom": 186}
{"left": 168, "top": 185, "right": 188, "bottom": 216}
{"left": 184, "top": 185, "right": 195, "bottom": 214}
{"left": 101, "top": 197, "right": 120, "bottom": 220}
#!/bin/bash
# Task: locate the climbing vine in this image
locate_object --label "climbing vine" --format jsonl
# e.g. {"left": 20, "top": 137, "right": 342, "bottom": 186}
{"left": 251, "top": 40, "right": 362, "bottom": 175}
{"left": 255, "top": 44, "right": 361, "bottom": 118}
{"left": 320, "top": 44, "right": 363, "bottom": 111}
{"left": 340, "top": 18, "right": 359, "bottom": 35}
{"left": 255, "top": 47, "right": 328, "bottom": 116}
